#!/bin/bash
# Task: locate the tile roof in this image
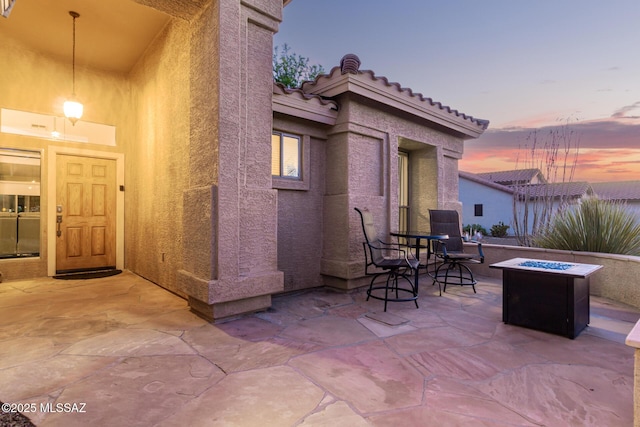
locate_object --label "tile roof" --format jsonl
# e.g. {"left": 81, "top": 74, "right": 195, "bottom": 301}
{"left": 459, "top": 171, "right": 514, "bottom": 195}
{"left": 272, "top": 83, "right": 339, "bottom": 125}
{"left": 476, "top": 169, "right": 546, "bottom": 186}
{"left": 461, "top": 171, "right": 591, "bottom": 199}
{"left": 591, "top": 181, "right": 640, "bottom": 201}
{"left": 345, "top": 70, "right": 490, "bottom": 129}
{"left": 273, "top": 83, "right": 339, "bottom": 108}
{"left": 518, "top": 182, "right": 592, "bottom": 199}
{"left": 300, "top": 54, "right": 490, "bottom": 134}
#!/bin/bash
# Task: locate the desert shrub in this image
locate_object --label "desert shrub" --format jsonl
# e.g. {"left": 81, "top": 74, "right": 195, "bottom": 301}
{"left": 490, "top": 222, "right": 510, "bottom": 237}
{"left": 463, "top": 224, "right": 488, "bottom": 236}
{"left": 534, "top": 197, "right": 640, "bottom": 255}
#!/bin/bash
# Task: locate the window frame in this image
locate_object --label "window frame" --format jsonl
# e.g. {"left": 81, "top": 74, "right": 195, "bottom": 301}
{"left": 0, "top": 148, "right": 41, "bottom": 258}
{"left": 272, "top": 131, "right": 310, "bottom": 191}
{"left": 398, "top": 150, "right": 410, "bottom": 233}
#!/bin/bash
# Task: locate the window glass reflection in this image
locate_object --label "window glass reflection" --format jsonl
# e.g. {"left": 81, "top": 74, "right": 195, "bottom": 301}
{"left": 0, "top": 149, "right": 41, "bottom": 258}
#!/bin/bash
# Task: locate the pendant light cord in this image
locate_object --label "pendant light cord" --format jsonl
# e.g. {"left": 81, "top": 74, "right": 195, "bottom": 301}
{"left": 69, "top": 11, "right": 79, "bottom": 97}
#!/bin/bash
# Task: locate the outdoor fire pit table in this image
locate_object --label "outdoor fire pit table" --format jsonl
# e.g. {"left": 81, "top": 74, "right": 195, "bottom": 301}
{"left": 490, "top": 257, "right": 603, "bottom": 339}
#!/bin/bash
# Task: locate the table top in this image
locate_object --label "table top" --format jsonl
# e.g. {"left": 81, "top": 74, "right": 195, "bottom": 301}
{"left": 390, "top": 231, "right": 449, "bottom": 240}
{"left": 490, "top": 257, "right": 603, "bottom": 278}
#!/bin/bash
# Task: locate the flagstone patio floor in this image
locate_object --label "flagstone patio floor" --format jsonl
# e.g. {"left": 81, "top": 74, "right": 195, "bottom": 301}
{"left": 1, "top": 270, "right": 638, "bottom": 426}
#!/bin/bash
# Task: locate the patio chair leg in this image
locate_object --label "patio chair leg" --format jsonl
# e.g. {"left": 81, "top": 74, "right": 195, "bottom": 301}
{"left": 460, "top": 263, "right": 477, "bottom": 293}
{"left": 384, "top": 273, "right": 393, "bottom": 312}
{"left": 443, "top": 265, "right": 450, "bottom": 294}
{"left": 394, "top": 272, "right": 400, "bottom": 300}
{"left": 433, "top": 265, "right": 443, "bottom": 296}
{"left": 366, "top": 275, "right": 378, "bottom": 301}
{"left": 404, "top": 272, "right": 419, "bottom": 308}
{"left": 366, "top": 269, "right": 420, "bottom": 312}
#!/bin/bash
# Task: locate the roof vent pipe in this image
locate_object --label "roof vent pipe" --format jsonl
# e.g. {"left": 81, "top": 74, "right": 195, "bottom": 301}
{"left": 340, "top": 54, "right": 361, "bottom": 74}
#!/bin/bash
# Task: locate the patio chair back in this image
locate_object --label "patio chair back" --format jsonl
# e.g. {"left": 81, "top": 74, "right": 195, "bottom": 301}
{"left": 354, "top": 207, "right": 385, "bottom": 264}
{"left": 429, "top": 209, "right": 464, "bottom": 252}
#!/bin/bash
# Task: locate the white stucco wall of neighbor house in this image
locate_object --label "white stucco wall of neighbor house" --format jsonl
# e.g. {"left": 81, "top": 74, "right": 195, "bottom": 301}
{"left": 459, "top": 176, "right": 514, "bottom": 235}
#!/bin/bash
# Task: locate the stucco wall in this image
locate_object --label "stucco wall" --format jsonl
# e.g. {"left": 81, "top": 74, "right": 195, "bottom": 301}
{"left": 469, "top": 243, "right": 640, "bottom": 309}
{"left": 273, "top": 117, "right": 327, "bottom": 291}
{"left": 459, "top": 177, "right": 514, "bottom": 233}
{"left": 0, "top": 35, "right": 128, "bottom": 280}
{"left": 126, "top": 17, "right": 190, "bottom": 296}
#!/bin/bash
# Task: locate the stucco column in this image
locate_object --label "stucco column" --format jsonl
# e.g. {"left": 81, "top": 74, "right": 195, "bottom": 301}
{"left": 626, "top": 322, "right": 640, "bottom": 427}
{"left": 321, "top": 119, "right": 393, "bottom": 290}
{"left": 177, "top": 0, "right": 283, "bottom": 321}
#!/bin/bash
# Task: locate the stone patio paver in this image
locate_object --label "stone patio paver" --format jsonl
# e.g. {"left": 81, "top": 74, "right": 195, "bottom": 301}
{"left": 290, "top": 340, "right": 424, "bottom": 414}
{"left": 0, "top": 270, "right": 638, "bottom": 426}
{"left": 157, "top": 366, "right": 324, "bottom": 427}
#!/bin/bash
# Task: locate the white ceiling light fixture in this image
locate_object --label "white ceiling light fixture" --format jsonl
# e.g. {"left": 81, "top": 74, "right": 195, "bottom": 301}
{"left": 63, "top": 11, "right": 83, "bottom": 126}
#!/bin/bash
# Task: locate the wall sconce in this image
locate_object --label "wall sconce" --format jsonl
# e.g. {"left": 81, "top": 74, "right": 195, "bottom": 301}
{"left": 63, "top": 11, "right": 83, "bottom": 125}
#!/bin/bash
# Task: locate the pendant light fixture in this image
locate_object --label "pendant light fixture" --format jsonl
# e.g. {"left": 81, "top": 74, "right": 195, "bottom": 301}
{"left": 63, "top": 11, "right": 83, "bottom": 125}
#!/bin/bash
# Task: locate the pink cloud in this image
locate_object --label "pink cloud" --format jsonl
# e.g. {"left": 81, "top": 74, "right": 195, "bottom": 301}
{"left": 461, "top": 119, "right": 640, "bottom": 182}
{"left": 612, "top": 101, "right": 640, "bottom": 119}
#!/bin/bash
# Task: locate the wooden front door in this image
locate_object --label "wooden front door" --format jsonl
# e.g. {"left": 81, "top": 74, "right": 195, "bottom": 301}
{"left": 56, "top": 154, "right": 117, "bottom": 273}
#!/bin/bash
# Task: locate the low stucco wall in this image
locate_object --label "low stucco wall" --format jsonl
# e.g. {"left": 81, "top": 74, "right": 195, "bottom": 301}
{"left": 468, "top": 243, "right": 640, "bottom": 310}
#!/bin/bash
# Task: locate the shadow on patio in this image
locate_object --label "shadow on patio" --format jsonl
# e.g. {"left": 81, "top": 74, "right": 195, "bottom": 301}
{"left": 0, "top": 270, "right": 637, "bottom": 426}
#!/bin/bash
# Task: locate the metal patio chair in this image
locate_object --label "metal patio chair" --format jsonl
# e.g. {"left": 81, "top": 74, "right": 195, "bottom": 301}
{"left": 429, "top": 209, "right": 484, "bottom": 295}
{"left": 354, "top": 207, "right": 419, "bottom": 311}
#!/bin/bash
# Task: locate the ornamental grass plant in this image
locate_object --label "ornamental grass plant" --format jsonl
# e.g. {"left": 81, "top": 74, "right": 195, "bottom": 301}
{"left": 534, "top": 197, "right": 640, "bottom": 256}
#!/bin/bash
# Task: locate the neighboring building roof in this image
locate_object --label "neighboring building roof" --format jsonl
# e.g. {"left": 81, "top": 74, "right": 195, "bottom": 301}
{"left": 476, "top": 169, "right": 546, "bottom": 186}
{"left": 591, "top": 181, "right": 640, "bottom": 201}
{"left": 300, "top": 54, "right": 489, "bottom": 139}
{"left": 519, "top": 181, "right": 592, "bottom": 199}
{"left": 272, "top": 83, "right": 339, "bottom": 125}
{"left": 461, "top": 170, "right": 591, "bottom": 200}
{"left": 459, "top": 171, "right": 514, "bottom": 195}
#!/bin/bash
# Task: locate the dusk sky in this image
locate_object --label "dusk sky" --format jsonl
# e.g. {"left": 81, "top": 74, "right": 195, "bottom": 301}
{"left": 274, "top": 1, "right": 640, "bottom": 183}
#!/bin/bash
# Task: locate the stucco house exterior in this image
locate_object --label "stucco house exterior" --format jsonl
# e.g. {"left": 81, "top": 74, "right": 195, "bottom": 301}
{"left": 0, "top": 0, "right": 488, "bottom": 321}
{"left": 459, "top": 171, "right": 515, "bottom": 233}
{"left": 460, "top": 169, "right": 592, "bottom": 235}
{"left": 273, "top": 55, "right": 488, "bottom": 293}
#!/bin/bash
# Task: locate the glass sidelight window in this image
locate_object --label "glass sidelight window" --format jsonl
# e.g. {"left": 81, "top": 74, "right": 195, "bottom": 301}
{"left": 398, "top": 151, "right": 410, "bottom": 232}
{"left": 0, "top": 148, "right": 41, "bottom": 258}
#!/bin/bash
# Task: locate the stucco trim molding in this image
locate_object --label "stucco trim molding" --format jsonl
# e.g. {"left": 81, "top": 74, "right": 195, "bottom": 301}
{"left": 328, "top": 122, "right": 389, "bottom": 140}
{"left": 177, "top": 268, "right": 283, "bottom": 320}
{"left": 302, "top": 67, "right": 489, "bottom": 139}
{"left": 177, "top": 268, "right": 283, "bottom": 304}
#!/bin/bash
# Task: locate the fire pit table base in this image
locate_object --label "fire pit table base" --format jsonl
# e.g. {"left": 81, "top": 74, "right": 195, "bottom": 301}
{"left": 502, "top": 269, "right": 590, "bottom": 338}
{"left": 490, "top": 258, "right": 602, "bottom": 339}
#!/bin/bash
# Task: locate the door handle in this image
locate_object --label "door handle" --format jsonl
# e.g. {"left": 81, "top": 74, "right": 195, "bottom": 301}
{"left": 56, "top": 215, "right": 62, "bottom": 237}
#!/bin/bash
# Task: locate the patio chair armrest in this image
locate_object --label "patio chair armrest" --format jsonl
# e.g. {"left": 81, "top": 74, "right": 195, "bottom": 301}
{"left": 432, "top": 239, "right": 449, "bottom": 257}
{"left": 368, "top": 242, "right": 407, "bottom": 256}
{"left": 376, "top": 238, "right": 400, "bottom": 248}
{"left": 475, "top": 242, "right": 484, "bottom": 263}
{"left": 465, "top": 241, "right": 485, "bottom": 263}
{"left": 395, "top": 247, "right": 418, "bottom": 268}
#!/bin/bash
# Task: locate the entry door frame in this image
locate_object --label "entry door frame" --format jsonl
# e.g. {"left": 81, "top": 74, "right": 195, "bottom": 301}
{"left": 47, "top": 146, "right": 125, "bottom": 276}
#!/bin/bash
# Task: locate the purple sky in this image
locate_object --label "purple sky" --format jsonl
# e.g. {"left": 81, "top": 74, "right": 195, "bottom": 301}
{"left": 275, "top": 0, "right": 640, "bottom": 182}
